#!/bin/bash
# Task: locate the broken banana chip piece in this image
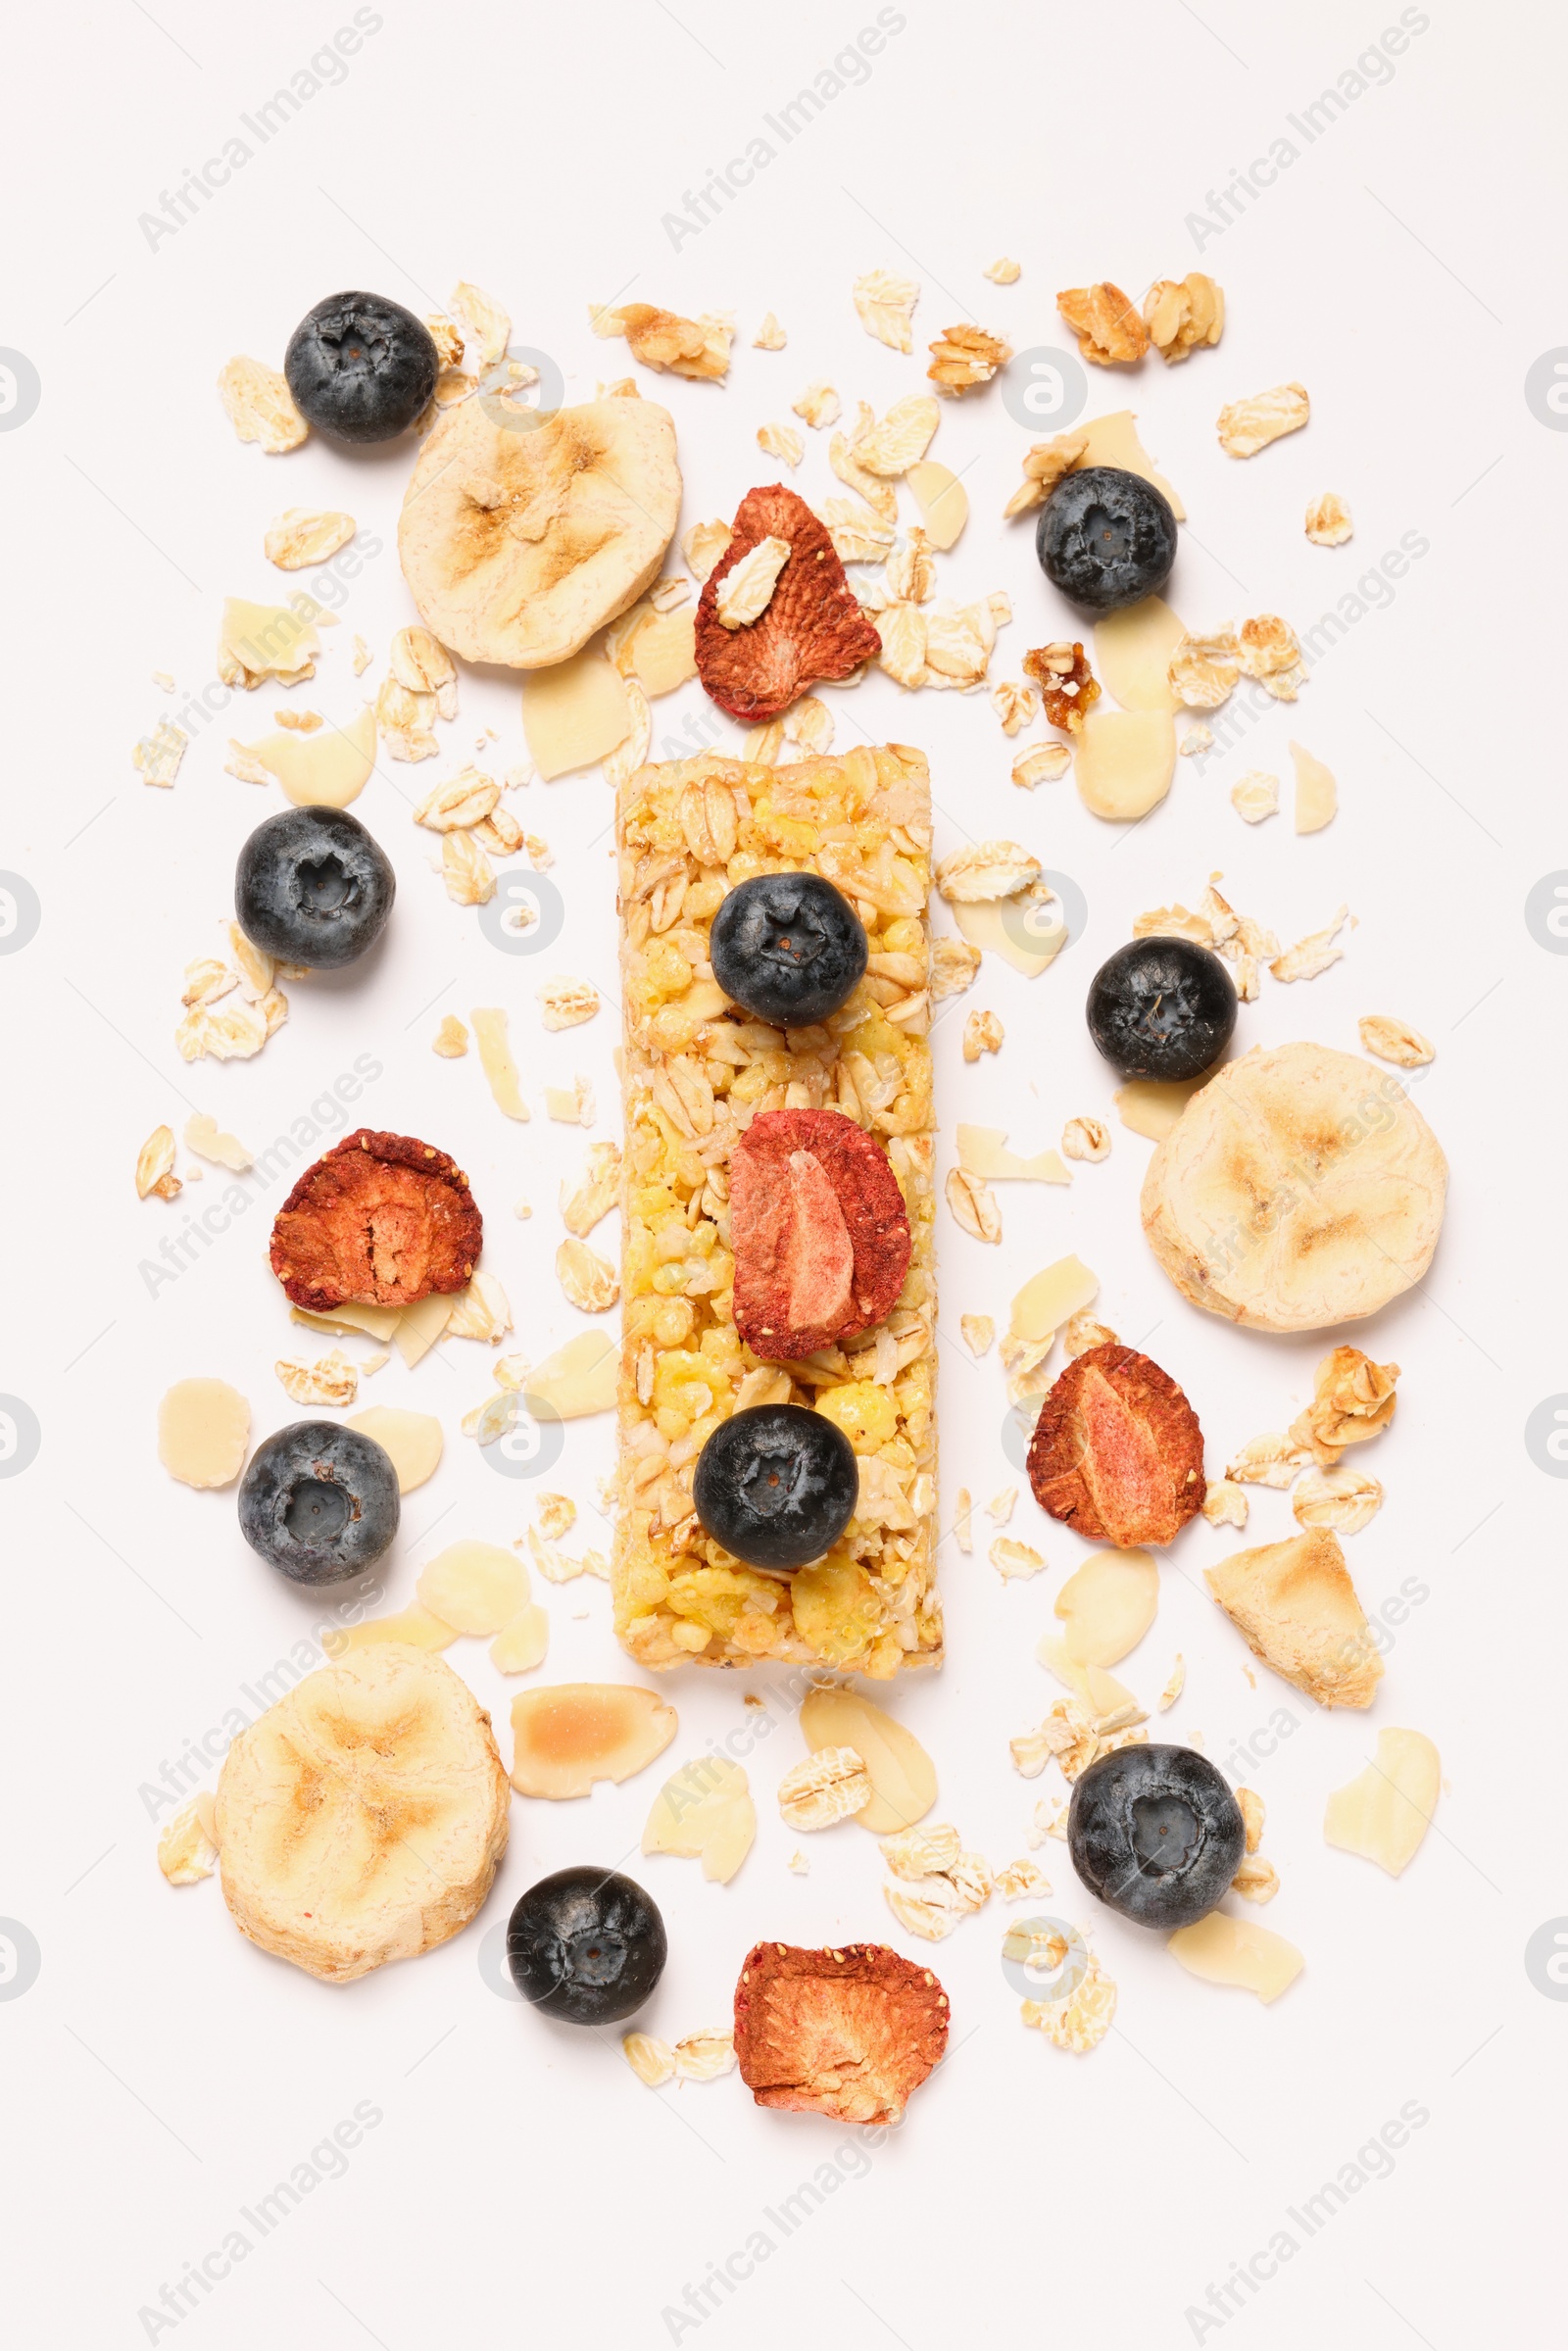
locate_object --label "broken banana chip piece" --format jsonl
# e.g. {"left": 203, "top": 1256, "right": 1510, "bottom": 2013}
{"left": 1205, "top": 1528, "right": 1383, "bottom": 1708}
{"left": 509, "top": 1683, "right": 677, "bottom": 1798}
{"left": 399, "top": 396, "right": 681, "bottom": 668}
{"left": 642, "top": 1755, "right": 757, "bottom": 1882}
{"left": 215, "top": 1645, "right": 509, "bottom": 1982}
{"left": 695, "top": 484, "right": 882, "bottom": 721}
{"left": 733, "top": 1939, "right": 949, "bottom": 2124}
{"left": 270, "top": 1128, "right": 482, "bottom": 1312}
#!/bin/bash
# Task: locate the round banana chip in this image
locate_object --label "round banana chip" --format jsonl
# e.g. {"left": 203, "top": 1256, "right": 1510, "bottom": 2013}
{"left": 398, "top": 396, "right": 681, "bottom": 668}
{"left": 1141, "top": 1042, "right": 1446, "bottom": 1333}
{"left": 215, "top": 1645, "right": 509, "bottom": 1983}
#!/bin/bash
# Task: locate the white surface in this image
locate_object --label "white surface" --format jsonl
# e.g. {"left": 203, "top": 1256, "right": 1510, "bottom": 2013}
{"left": 2, "top": 3, "right": 1558, "bottom": 2345}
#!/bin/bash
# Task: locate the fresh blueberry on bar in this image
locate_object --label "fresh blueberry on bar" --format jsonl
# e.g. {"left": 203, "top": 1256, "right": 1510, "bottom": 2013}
{"left": 283, "top": 292, "right": 439, "bottom": 443}
{"left": 1086, "top": 935, "right": 1237, "bottom": 1082}
{"left": 710, "top": 873, "right": 867, "bottom": 1027}
{"left": 1036, "top": 465, "right": 1177, "bottom": 612}
{"left": 692, "top": 1403, "right": 858, "bottom": 1573}
{"left": 1069, "top": 1744, "right": 1245, "bottom": 1929}
{"left": 507, "top": 1867, "right": 666, "bottom": 2026}
{"left": 235, "top": 806, "right": 395, "bottom": 970}
{"left": 237, "top": 1421, "right": 400, "bottom": 1585}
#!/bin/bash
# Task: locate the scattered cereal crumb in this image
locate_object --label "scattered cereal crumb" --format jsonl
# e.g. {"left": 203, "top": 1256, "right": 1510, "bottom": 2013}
{"left": 984, "top": 258, "right": 1021, "bottom": 285}
{"left": 432, "top": 1015, "right": 468, "bottom": 1057}
{"left": 1179, "top": 724, "right": 1213, "bottom": 758}
{"left": 753, "top": 313, "right": 786, "bottom": 350}
{"left": 960, "top": 1315, "right": 995, "bottom": 1356}
{"left": 1305, "top": 491, "right": 1352, "bottom": 546}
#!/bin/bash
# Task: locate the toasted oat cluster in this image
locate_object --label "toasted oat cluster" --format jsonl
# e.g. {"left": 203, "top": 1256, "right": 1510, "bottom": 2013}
{"left": 614, "top": 748, "right": 940, "bottom": 1676}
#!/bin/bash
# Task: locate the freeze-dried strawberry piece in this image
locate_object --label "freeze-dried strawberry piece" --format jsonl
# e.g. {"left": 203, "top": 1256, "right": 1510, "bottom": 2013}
{"left": 730, "top": 1108, "right": 910, "bottom": 1359}
{"left": 695, "top": 484, "right": 882, "bottom": 721}
{"left": 733, "top": 1939, "right": 949, "bottom": 2125}
{"left": 270, "top": 1128, "right": 482, "bottom": 1312}
{"left": 1026, "top": 1342, "right": 1204, "bottom": 1547}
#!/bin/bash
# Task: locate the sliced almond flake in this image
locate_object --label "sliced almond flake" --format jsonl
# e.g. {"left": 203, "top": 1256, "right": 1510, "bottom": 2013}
{"left": 274, "top": 1348, "right": 358, "bottom": 1406}
{"left": 182, "top": 1112, "right": 252, "bottom": 1171}
{"left": 946, "top": 1165, "right": 1001, "bottom": 1243}
{"left": 557, "top": 1238, "right": 618, "bottom": 1314}
{"left": 935, "top": 841, "right": 1041, "bottom": 904}
{"left": 522, "top": 648, "right": 632, "bottom": 777}
{"left": 351, "top": 635, "right": 372, "bottom": 676}
{"left": 449, "top": 280, "right": 510, "bottom": 370}
{"left": 984, "top": 257, "right": 1021, "bottom": 284}
{"left": 602, "top": 680, "right": 653, "bottom": 792}
{"left": 132, "top": 720, "right": 188, "bottom": 788}
{"left": 414, "top": 766, "right": 499, "bottom": 832}
{"left": 135, "top": 1126, "right": 178, "bottom": 1200}
{"left": 1011, "top": 1253, "right": 1097, "bottom": 1344}
{"left": 264, "top": 508, "right": 355, "bottom": 569}
{"left": 957, "top": 1126, "right": 1067, "bottom": 1185}
{"left": 218, "top": 356, "right": 308, "bottom": 453}
{"left": 471, "top": 1006, "right": 528, "bottom": 1121}
{"left": 790, "top": 378, "right": 840, "bottom": 430}
{"left": 1157, "top": 1656, "right": 1186, "bottom": 1711}
{"left": 1201, "top": 1479, "right": 1249, "bottom": 1528}
{"left": 1231, "top": 769, "right": 1280, "bottom": 824}
{"left": 1217, "top": 381, "right": 1309, "bottom": 459}
{"left": 681, "top": 518, "right": 732, "bottom": 582}
{"left": 853, "top": 267, "right": 919, "bottom": 353}
{"left": 1270, "top": 905, "right": 1351, "bottom": 983}
{"left": 1291, "top": 740, "right": 1337, "bottom": 832}
{"left": 545, "top": 1076, "right": 596, "bottom": 1125}
{"left": 953, "top": 1488, "right": 973, "bottom": 1553}
{"left": 1358, "top": 1014, "right": 1433, "bottom": 1068}
{"left": 1305, "top": 491, "right": 1353, "bottom": 546}
{"left": 1324, "top": 1728, "right": 1439, "bottom": 1877}
{"left": 536, "top": 975, "right": 600, "bottom": 1032}
{"left": 1114, "top": 1075, "right": 1208, "bottom": 1142}
{"left": 715, "top": 534, "right": 792, "bottom": 629}
{"left": 753, "top": 312, "right": 787, "bottom": 349}
{"left": 756, "top": 419, "right": 804, "bottom": 469}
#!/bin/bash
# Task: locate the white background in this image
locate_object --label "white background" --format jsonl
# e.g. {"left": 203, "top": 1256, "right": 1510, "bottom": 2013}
{"left": 2, "top": 1, "right": 1561, "bottom": 2344}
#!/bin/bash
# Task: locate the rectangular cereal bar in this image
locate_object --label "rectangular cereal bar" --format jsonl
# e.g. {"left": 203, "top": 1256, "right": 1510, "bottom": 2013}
{"left": 613, "top": 746, "right": 941, "bottom": 1677}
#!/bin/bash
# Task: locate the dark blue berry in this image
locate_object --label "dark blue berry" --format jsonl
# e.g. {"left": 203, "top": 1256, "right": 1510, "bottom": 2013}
{"left": 1068, "top": 1744, "right": 1245, "bottom": 1929}
{"left": 235, "top": 806, "right": 395, "bottom": 971}
{"left": 238, "top": 1421, "right": 400, "bottom": 1586}
{"left": 1036, "top": 465, "right": 1177, "bottom": 613}
{"left": 283, "top": 292, "right": 438, "bottom": 444}
{"left": 1086, "top": 936, "right": 1237, "bottom": 1082}
{"left": 507, "top": 1867, "right": 666, "bottom": 2026}
{"left": 710, "top": 874, "right": 867, "bottom": 1028}
{"left": 692, "top": 1404, "right": 858, "bottom": 1573}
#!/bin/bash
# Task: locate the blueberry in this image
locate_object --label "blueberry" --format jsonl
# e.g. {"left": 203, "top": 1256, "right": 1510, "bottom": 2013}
{"left": 1036, "top": 465, "right": 1178, "bottom": 613}
{"left": 238, "top": 1421, "right": 400, "bottom": 1586}
{"left": 692, "top": 1403, "right": 858, "bottom": 1573}
{"left": 507, "top": 1867, "right": 666, "bottom": 2026}
{"left": 1086, "top": 936, "right": 1237, "bottom": 1082}
{"left": 235, "top": 806, "right": 395, "bottom": 971}
{"left": 283, "top": 292, "right": 439, "bottom": 444}
{"left": 710, "top": 874, "right": 867, "bottom": 1028}
{"left": 1068, "top": 1744, "right": 1245, "bottom": 1929}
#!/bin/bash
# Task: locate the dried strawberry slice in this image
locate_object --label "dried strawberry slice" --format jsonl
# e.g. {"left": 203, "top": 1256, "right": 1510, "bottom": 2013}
{"left": 1026, "top": 1342, "right": 1204, "bottom": 1547}
{"left": 270, "top": 1128, "right": 482, "bottom": 1312}
{"left": 695, "top": 484, "right": 882, "bottom": 722}
{"left": 733, "top": 1940, "right": 949, "bottom": 2125}
{"left": 730, "top": 1107, "right": 910, "bottom": 1360}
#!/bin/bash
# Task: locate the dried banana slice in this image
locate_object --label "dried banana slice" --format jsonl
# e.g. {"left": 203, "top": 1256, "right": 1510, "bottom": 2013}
{"left": 399, "top": 397, "right": 681, "bottom": 669}
{"left": 214, "top": 1645, "right": 509, "bottom": 1983}
{"left": 1141, "top": 1043, "right": 1446, "bottom": 1332}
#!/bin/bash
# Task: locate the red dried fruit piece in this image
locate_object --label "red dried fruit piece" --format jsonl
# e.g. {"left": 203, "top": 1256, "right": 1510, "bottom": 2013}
{"left": 270, "top": 1128, "right": 483, "bottom": 1312}
{"left": 730, "top": 1107, "right": 910, "bottom": 1359}
{"left": 1026, "top": 1342, "right": 1204, "bottom": 1547}
{"left": 695, "top": 484, "right": 883, "bottom": 722}
{"left": 734, "top": 1939, "right": 949, "bottom": 2125}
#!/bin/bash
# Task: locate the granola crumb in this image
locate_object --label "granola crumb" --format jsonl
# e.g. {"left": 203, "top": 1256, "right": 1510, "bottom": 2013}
{"left": 1305, "top": 491, "right": 1353, "bottom": 546}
